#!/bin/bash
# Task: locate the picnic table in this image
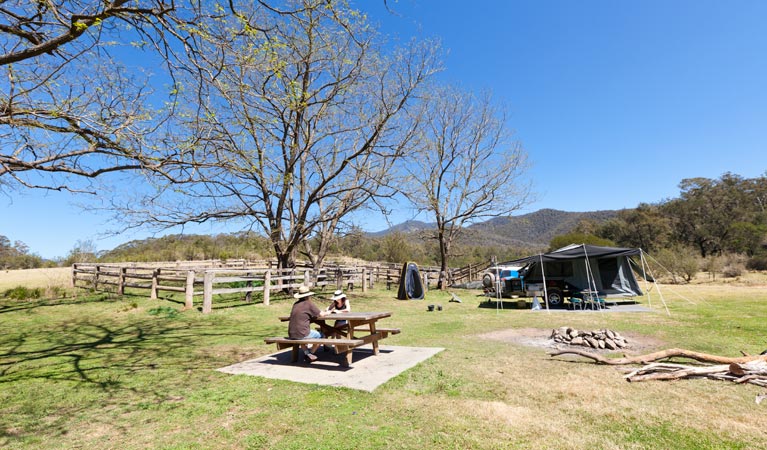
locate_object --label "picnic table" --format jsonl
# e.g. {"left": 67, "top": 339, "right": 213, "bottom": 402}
{"left": 265, "top": 311, "right": 399, "bottom": 366}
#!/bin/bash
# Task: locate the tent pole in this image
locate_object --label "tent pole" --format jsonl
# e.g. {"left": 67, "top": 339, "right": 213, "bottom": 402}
{"left": 540, "top": 254, "right": 549, "bottom": 312}
{"left": 639, "top": 249, "right": 652, "bottom": 308}
{"left": 643, "top": 252, "right": 699, "bottom": 305}
{"left": 582, "top": 244, "right": 601, "bottom": 311}
{"left": 495, "top": 261, "right": 502, "bottom": 313}
{"left": 641, "top": 252, "right": 671, "bottom": 316}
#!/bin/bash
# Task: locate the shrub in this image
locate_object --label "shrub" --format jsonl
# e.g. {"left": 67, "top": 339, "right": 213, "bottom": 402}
{"left": 746, "top": 255, "right": 767, "bottom": 271}
{"left": 148, "top": 306, "right": 179, "bottom": 319}
{"left": 45, "top": 286, "right": 63, "bottom": 299}
{"left": 721, "top": 253, "right": 747, "bottom": 278}
{"left": 722, "top": 265, "right": 743, "bottom": 278}
{"left": 651, "top": 246, "right": 700, "bottom": 283}
{"left": 3, "top": 286, "right": 42, "bottom": 300}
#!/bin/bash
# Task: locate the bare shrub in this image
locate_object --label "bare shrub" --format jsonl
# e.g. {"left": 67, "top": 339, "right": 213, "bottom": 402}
{"left": 721, "top": 253, "right": 747, "bottom": 278}
{"left": 746, "top": 255, "right": 767, "bottom": 271}
{"left": 651, "top": 246, "right": 700, "bottom": 283}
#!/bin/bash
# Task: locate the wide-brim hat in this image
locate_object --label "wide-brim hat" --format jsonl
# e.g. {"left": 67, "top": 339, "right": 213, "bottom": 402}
{"left": 293, "top": 285, "right": 314, "bottom": 299}
{"left": 330, "top": 289, "right": 346, "bottom": 301}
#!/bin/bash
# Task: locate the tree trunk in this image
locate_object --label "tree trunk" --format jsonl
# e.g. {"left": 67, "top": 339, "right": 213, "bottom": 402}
{"left": 437, "top": 230, "right": 450, "bottom": 290}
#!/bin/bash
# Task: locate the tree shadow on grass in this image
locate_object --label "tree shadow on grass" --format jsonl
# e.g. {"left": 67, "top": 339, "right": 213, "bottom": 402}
{"left": 0, "top": 316, "right": 284, "bottom": 443}
{"left": 0, "top": 293, "right": 122, "bottom": 315}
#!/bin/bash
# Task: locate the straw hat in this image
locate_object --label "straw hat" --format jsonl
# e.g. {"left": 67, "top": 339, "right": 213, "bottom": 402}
{"left": 330, "top": 290, "right": 346, "bottom": 301}
{"left": 293, "top": 285, "right": 314, "bottom": 299}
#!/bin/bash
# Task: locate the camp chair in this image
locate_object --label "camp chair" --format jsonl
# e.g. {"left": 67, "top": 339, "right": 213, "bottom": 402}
{"left": 569, "top": 296, "right": 584, "bottom": 310}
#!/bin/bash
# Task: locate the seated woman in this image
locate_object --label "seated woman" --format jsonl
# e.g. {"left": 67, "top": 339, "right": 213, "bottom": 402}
{"left": 326, "top": 289, "right": 351, "bottom": 335}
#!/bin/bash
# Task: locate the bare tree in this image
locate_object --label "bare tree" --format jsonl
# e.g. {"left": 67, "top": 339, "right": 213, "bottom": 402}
{"left": 117, "top": 0, "right": 440, "bottom": 269}
{"left": 0, "top": 1, "right": 201, "bottom": 193}
{"left": 403, "top": 86, "right": 530, "bottom": 288}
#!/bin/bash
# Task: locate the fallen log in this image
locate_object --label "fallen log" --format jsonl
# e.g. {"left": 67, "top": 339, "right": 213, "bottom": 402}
{"left": 549, "top": 347, "right": 767, "bottom": 365}
{"left": 550, "top": 348, "right": 767, "bottom": 404}
{"left": 624, "top": 363, "right": 731, "bottom": 382}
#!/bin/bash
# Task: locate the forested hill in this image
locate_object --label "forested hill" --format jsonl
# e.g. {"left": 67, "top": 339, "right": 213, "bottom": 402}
{"left": 465, "top": 209, "right": 619, "bottom": 247}
{"left": 371, "top": 209, "right": 619, "bottom": 248}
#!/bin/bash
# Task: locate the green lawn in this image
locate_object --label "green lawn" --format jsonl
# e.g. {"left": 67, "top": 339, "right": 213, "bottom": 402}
{"left": 1, "top": 282, "right": 766, "bottom": 449}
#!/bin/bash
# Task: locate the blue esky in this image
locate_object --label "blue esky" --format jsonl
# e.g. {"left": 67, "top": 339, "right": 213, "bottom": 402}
{"left": 2, "top": 0, "right": 766, "bottom": 259}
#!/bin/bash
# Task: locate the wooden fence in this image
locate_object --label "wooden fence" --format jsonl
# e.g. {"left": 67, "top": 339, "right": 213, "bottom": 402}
{"left": 72, "top": 260, "right": 488, "bottom": 313}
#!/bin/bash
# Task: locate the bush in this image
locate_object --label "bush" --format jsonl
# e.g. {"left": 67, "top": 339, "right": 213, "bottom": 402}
{"left": 721, "top": 253, "right": 747, "bottom": 278}
{"left": 651, "top": 246, "right": 700, "bottom": 283}
{"left": 45, "top": 286, "right": 64, "bottom": 299}
{"left": 746, "top": 255, "right": 767, "bottom": 271}
{"left": 148, "top": 306, "right": 179, "bottom": 319}
{"left": 3, "top": 286, "right": 42, "bottom": 300}
{"left": 722, "top": 265, "right": 743, "bottom": 278}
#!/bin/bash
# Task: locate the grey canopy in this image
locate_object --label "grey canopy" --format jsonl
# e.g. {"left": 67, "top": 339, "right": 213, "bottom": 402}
{"left": 502, "top": 244, "right": 644, "bottom": 297}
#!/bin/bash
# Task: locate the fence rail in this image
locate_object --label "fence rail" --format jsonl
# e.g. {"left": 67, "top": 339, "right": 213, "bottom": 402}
{"left": 72, "top": 259, "right": 488, "bottom": 313}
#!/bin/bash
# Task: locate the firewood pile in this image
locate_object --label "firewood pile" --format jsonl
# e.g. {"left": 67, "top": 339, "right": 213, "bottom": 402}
{"left": 549, "top": 347, "right": 767, "bottom": 404}
{"left": 550, "top": 326, "right": 629, "bottom": 350}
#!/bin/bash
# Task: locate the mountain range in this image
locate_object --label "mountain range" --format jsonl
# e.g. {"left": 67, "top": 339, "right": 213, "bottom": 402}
{"left": 369, "top": 208, "right": 620, "bottom": 249}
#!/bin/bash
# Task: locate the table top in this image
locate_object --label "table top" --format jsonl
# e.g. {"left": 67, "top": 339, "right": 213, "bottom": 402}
{"left": 279, "top": 311, "right": 391, "bottom": 321}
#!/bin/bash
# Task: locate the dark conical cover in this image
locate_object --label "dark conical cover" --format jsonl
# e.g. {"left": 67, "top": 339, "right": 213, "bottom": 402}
{"left": 397, "top": 261, "right": 424, "bottom": 300}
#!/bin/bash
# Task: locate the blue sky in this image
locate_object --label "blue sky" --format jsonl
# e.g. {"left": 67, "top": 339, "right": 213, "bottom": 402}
{"left": 3, "top": 0, "right": 766, "bottom": 259}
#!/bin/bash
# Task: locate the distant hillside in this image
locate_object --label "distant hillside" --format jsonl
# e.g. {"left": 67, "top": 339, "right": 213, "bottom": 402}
{"left": 371, "top": 208, "right": 620, "bottom": 249}
{"left": 466, "top": 208, "right": 619, "bottom": 247}
{"left": 367, "top": 220, "right": 435, "bottom": 237}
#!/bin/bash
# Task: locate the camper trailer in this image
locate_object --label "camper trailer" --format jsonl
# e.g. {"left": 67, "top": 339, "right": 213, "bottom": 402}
{"left": 483, "top": 244, "right": 644, "bottom": 307}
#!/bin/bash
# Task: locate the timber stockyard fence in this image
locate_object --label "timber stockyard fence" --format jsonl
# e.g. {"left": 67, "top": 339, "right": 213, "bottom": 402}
{"left": 71, "top": 259, "right": 489, "bottom": 313}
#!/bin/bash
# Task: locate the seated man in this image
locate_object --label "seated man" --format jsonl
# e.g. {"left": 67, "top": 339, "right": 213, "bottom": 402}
{"left": 288, "top": 285, "right": 328, "bottom": 362}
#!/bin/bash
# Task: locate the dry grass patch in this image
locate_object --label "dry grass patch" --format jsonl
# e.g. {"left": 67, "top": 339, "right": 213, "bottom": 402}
{"left": 0, "top": 267, "right": 70, "bottom": 291}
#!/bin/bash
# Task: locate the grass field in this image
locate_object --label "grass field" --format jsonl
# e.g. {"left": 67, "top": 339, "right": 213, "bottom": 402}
{"left": 2, "top": 274, "right": 767, "bottom": 449}
{"left": 0, "top": 267, "right": 70, "bottom": 292}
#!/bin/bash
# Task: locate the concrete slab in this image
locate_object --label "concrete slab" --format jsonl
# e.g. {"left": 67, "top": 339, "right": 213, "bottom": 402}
{"left": 217, "top": 345, "right": 444, "bottom": 392}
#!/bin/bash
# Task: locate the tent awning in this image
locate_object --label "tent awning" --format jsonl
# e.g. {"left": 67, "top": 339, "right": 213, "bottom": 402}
{"left": 502, "top": 244, "right": 641, "bottom": 266}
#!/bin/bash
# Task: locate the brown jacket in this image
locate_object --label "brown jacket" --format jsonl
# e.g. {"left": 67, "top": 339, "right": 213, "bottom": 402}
{"left": 288, "top": 298, "right": 321, "bottom": 339}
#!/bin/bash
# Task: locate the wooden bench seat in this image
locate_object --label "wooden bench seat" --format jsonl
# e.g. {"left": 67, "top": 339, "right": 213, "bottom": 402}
{"left": 353, "top": 327, "right": 401, "bottom": 338}
{"left": 264, "top": 337, "right": 365, "bottom": 363}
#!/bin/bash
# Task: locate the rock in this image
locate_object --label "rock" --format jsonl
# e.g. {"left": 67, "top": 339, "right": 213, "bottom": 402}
{"left": 615, "top": 339, "right": 626, "bottom": 348}
{"left": 583, "top": 331, "right": 593, "bottom": 337}
{"left": 571, "top": 337, "right": 584, "bottom": 346}
{"left": 569, "top": 330, "right": 579, "bottom": 339}
{"left": 605, "top": 338, "right": 617, "bottom": 350}
{"left": 606, "top": 329, "right": 615, "bottom": 339}
{"left": 585, "top": 337, "right": 597, "bottom": 348}
{"left": 598, "top": 340, "right": 606, "bottom": 349}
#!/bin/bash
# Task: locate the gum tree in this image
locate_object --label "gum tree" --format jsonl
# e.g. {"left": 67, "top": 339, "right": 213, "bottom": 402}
{"left": 403, "top": 86, "right": 530, "bottom": 288}
{"left": 118, "top": 0, "right": 440, "bottom": 269}
{"left": 0, "top": 0, "right": 199, "bottom": 193}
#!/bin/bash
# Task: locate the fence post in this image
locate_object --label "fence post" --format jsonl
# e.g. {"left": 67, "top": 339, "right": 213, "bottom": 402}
{"left": 150, "top": 268, "right": 159, "bottom": 300}
{"left": 362, "top": 268, "right": 368, "bottom": 293}
{"left": 71, "top": 264, "right": 77, "bottom": 289}
{"left": 202, "top": 271, "right": 214, "bottom": 313}
{"left": 245, "top": 272, "right": 253, "bottom": 303}
{"left": 336, "top": 267, "right": 343, "bottom": 290}
{"left": 263, "top": 270, "right": 271, "bottom": 306}
{"left": 93, "top": 265, "right": 100, "bottom": 292}
{"left": 118, "top": 267, "right": 126, "bottom": 296}
{"left": 422, "top": 272, "right": 428, "bottom": 293}
{"left": 304, "top": 269, "right": 311, "bottom": 287}
{"left": 185, "top": 270, "right": 195, "bottom": 309}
